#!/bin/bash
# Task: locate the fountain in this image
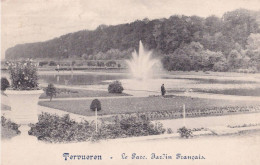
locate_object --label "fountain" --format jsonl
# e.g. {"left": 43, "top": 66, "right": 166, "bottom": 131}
{"left": 121, "top": 41, "right": 165, "bottom": 95}
{"left": 126, "top": 41, "right": 161, "bottom": 80}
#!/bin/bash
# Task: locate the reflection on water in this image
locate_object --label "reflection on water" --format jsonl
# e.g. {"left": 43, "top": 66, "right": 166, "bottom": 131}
{"left": 39, "top": 74, "right": 128, "bottom": 85}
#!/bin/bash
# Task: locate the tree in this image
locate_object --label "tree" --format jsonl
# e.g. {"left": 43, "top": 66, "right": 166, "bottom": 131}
{"left": 222, "top": 9, "right": 259, "bottom": 48}
{"left": 90, "top": 99, "right": 101, "bottom": 111}
{"left": 90, "top": 99, "right": 101, "bottom": 132}
{"left": 213, "top": 59, "right": 229, "bottom": 72}
{"left": 45, "top": 84, "right": 57, "bottom": 101}
{"left": 246, "top": 33, "right": 260, "bottom": 71}
{"left": 227, "top": 50, "right": 243, "bottom": 69}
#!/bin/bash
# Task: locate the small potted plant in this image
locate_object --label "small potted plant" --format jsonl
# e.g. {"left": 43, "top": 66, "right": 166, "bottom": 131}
{"left": 5, "top": 59, "right": 43, "bottom": 135}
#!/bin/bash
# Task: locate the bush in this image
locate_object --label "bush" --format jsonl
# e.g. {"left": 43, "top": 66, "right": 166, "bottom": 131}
{"left": 106, "top": 61, "right": 116, "bottom": 67}
{"left": 7, "top": 59, "right": 39, "bottom": 90}
{"left": 29, "top": 113, "right": 95, "bottom": 143}
{"left": 167, "top": 128, "right": 173, "bottom": 134}
{"left": 108, "top": 80, "right": 124, "bottom": 93}
{"left": 45, "top": 84, "right": 57, "bottom": 101}
{"left": 39, "top": 61, "right": 48, "bottom": 66}
{"left": 28, "top": 113, "right": 166, "bottom": 143}
{"left": 87, "top": 61, "right": 96, "bottom": 66}
{"left": 177, "top": 127, "right": 193, "bottom": 138}
{"left": 1, "top": 116, "right": 20, "bottom": 135}
{"left": 1, "top": 77, "right": 10, "bottom": 91}
{"left": 90, "top": 99, "right": 101, "bottom": 111}
{"left": 49, "top": 61, "right": 57, "bottom": 66}
{"left": 93, "top": 114, "right": 166, "bottom": 141}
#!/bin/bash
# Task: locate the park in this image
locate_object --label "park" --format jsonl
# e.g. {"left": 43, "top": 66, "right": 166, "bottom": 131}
{"left": 1, "top": 2, "right": 260, "bottom": 164}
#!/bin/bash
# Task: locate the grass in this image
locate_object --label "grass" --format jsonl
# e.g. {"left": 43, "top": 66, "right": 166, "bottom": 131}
{"left": 194, "top": 88, "right": 260, "bottom": 96}
{"left": 38, "top": 96, "right": 260, "bottom": 117}
{"left": 39, "top": 88, "right": 130, "bottom": 99}
{"left": 170, "top": 77, "right": 257, "bottom": 84}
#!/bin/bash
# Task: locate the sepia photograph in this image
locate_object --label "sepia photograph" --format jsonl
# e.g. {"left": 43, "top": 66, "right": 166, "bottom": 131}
{"left": 1, "top": 0, "right": 260, "bottom": 164}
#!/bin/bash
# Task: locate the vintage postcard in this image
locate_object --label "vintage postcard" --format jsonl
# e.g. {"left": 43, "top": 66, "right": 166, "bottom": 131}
{"left": 1, "top": 0, "right": 260, "bottom": 164}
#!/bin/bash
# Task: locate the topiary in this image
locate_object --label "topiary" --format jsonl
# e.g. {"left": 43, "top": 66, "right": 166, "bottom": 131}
{"left": 1, "top": 77, "right": 10, "bottom": 91}
{"left": 108, "top": 80, "right": 124, "bottom": 93}
{"left": 90, "top": 99, "right": 101, "bottom": 111}
{"left": 45, "top": 83, "right": 57, "bottom": 101}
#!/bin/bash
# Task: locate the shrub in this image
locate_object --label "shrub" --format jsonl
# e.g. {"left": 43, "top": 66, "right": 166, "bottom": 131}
{"left": 93, "top": 114, "right": 166, "bottom": 141}
{"left": 7, "top": 59, "right": 39, "bottom": 90}
{"left": 177, "top": 127, "right": 193, "bottom": 138}
{"left": 1, "top": 116, "right": 21, "bottom": 134}
{"left": 39, "top": 61, "right": 48, "bottom": 67}
{"left": 167, "top": 128, "right": 173, "bottom": 134}
{"left": 45, "top": 84, "right": 57, "bottom": 101}
{"left": 106, "top": 61, "right": 116, "bottom": 67}
{"left": 108, "top": 80, "right": 124, "bottom": 93}
{"left": 29, "top": 113, "right": 95, "bottom": 143}
{"left": 28, "top": 113, "right": 166, "bottom": 143}
{"left": 90, "top": 99, "right": 101, "bottom": 111}
{"left": 87, "top": 61, "right": 96, "bottom": 66}
{"left": 49, "top": 61, "right": 57, "bottom": 66}
{"left": 1, "top": 77, "right": 10, "bottom": 91}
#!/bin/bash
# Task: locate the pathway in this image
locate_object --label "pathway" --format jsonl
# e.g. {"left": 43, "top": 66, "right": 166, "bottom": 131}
{"left": 2, "top": 121, "right": 260, "bottom": 165}
{"left": 39, "top": 95, "right": 144, "bottom": 102}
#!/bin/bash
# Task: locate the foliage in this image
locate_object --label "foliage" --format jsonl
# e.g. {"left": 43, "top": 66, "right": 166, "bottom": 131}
{"left": 5, "top": 9, "right": 260, "bottom": 72}
{"left": 167, "top": 128, "right": 173, "bottom": 134}
{"left": 105, "top": 61, "right": 117, "bottom": 67}
{"left": 29, "top": 113, "right": 94, "bottom": 143}
{"left": 49, "top": 61, "right": 57, "bottom": 66}
{"left": 90, "top": 99, "right": 101, "bottom": 111}
{"left": 87, "top": 61, "right": 96, "bottom": 66}
{"left": 108, "top": 80, "right": 124, "bottom": 93}
{"left": 1, "top": 77, "right": 10, "bottom": 91}
{"left": 29, "top": 113, "right": 165, "bottom": 143}
{"left": 7, "top": 59, "right": 39, "bottom": 90}
{"left": 90, "top": 114, "right": 165, "bottom": 141}
{"left": 38, "top": 61, "right": 48, "bottom": 66}
{"left": 45, "top": 84, "right": 57, "bottom": 101}
{"left": 177, "top": 127, "right": 193, "bottom": 138}
{"left": 1, "top": 116, "right": 21, "bottom": 134}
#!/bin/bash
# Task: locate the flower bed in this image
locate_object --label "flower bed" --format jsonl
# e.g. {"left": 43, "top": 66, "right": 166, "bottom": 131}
{"left": 227, "top": 123, "right": 260, "bottom": 128}
{"left": 103, "top": 106, "right": 260, "bottom": 121}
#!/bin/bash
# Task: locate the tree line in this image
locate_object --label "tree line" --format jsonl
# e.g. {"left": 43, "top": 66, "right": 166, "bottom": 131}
{"left": 5, "top": 9, "right": 260, "bottom": 72}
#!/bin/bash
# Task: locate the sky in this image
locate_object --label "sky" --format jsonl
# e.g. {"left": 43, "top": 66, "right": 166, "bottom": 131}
{"left": 1, "top": 0, "right": 260, "bottom": 59}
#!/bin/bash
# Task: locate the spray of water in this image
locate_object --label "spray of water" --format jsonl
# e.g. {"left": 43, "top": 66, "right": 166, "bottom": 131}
{"left": 126, "top": 41, "right": 160, "bottom": 80}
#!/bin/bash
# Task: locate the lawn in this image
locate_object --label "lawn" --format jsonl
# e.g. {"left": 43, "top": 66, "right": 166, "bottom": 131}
{"left": 170, "top": 77, "right": 257, "bottom": 84}
{"left": 194, "top": 88, "right": 260, "bottom": 96}
{"left": 38, "top": 96, "right": 260, "bottom": 116}
{"left": 39, "top": 88, "right": 130, "bottom": 99}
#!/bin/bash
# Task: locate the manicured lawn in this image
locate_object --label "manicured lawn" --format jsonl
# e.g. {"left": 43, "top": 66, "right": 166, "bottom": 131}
{"left": 171, "top": 77, "right": 256, "bottom": 84}
{"left": 194, "top": 88, "right": 260, "bottom": 96}
{"left": 39, "top": 88, "right": 130, "bottom": 99}
{"left": 38, "top": 96, "right": 260, "bottom": 116}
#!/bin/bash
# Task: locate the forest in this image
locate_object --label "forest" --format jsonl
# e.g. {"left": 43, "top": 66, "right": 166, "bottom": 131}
{"left": 5, "top": 9, "right": 260, "bottom": 72}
